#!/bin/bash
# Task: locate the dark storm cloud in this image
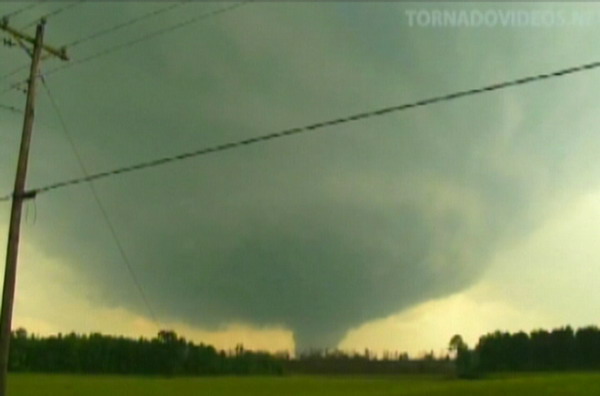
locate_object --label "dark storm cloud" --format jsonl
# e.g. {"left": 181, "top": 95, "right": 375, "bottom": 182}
{"left": 3, "top": 2, "right": 600, "bottom": 351}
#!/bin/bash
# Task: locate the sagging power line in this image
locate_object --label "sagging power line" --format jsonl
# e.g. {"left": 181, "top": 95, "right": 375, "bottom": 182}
{"left": 65, "top": 1, "right": 192, "bottom": 48}
{"left": 41, "top": 77, "right": 160, "bottom": 331}
{"left": 1, "top": 1, "right": 193, "bottom": 81}
{"left": 0, "top": 103, "right": 22, "bottom": 114}
{"left": 0, "top": 1, "right": 46, "bottom": 21}
{"left": 20, "top": 1, "right": 84, "bottom": 30}
{"left": 44, "top": 1, "right": 250, "bottom": 79}
{"left": 2, "top": 57, "right": 599, "bottom": 203}
{"left": 0, "top": 1, "right": 249, "bottom": 90}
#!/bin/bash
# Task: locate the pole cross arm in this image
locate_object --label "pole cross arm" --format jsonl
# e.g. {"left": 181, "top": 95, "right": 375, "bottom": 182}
{"left": 0, "top": 18, "right": 68, "bottom": 61}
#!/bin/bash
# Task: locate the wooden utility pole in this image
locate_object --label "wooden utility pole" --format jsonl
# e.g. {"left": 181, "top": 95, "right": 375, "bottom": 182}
{"left": 0, "top": 19, "right": 67, "bottom": 396}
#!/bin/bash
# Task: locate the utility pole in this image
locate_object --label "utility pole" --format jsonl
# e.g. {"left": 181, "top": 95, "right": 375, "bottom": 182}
{"left": 0, "top": 18, "right": 67, "bottom": 396}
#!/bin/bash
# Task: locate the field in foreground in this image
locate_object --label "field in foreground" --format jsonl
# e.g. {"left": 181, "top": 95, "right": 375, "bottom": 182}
{"left": 8, "top": 372, "right": 600, "bottom": 396}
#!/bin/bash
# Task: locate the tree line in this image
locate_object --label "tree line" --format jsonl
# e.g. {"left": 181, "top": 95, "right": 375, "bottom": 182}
{"left": 7, "top": 328, "right": 450, "bottom": 376}
{"left": 10, "top": 324, "right": 600, "bottom": 377}
{"left": 8, "top": 329, "right": 283, "bottom": 375}
{"left": 451, "top": 325, "right": 600, "bottom": 377}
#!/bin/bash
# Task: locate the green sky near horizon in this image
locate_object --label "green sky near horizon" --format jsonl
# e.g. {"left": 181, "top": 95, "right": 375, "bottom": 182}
{"left": 1, "top": 2, "right": 600, "bottom": 354}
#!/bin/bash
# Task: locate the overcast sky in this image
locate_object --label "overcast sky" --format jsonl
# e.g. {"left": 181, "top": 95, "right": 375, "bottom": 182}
{"left": 1, "top": 1, "right": 600, "bottom": 356}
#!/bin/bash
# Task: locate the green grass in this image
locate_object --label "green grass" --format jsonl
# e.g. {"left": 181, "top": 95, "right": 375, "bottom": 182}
{"left": 8, "top": 372, "right": 600, "bottom": 396}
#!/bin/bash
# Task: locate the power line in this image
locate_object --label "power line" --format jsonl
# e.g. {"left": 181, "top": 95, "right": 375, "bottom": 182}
{"left": 1, "top": 0, "right": 74, "bottom": 81}
{"left": 0, "top": 81, "right": 24, "bottom": 96}
{"left": 0, "top": 1, "right": 249, "bottom": 91}
{"left": 1, "top": 57, "right": 598, "bottom": 203}
{"left": 1, "top": 1, "right": 46, "bottom": 20}
{"left": 0, "top": 46, "right": 30, "bottom": 85}
{"left": 41, "top": 76, "right": 160, "bottom": 330}
{"left": 20, "top": 1, "right": 84, "bottom": 30}
{"left": 65, "top": 1, "right": 192, "bottom": 48}
{"left": 44, "top": 1, "right": 250, "bottom": 79}
{"left": 0, "top": 65, "right": 27, "bottom": 82}
{"left": 0, "top": 103, "right": 22, "bottom": 114}
{"left": 2, "top": 2, "right": 191, "bottom": 81}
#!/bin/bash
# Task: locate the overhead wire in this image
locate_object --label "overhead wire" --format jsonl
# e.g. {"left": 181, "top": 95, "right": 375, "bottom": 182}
{"left": 0, "top": 66, "right": 28, "bottom": 82}
{"left": 0, "top": 1, "right": 249, "bottom": 91}
{"left": 0, "top": 103, "right": 22, "bottom": 114}
{"left": 40, "top": 75, "right": 160, "bottom": 330}
{"left": 1, "top": 0, "right": 80, "bottom": 82}
{"left": 43, "top": 1, "right": 250, "bottom": 79}
{"left": 1, "top": 1, "right": 46, "bottom": 20}
{"left": 1, "top": 57, "right": 599, "bottom": 203}
{"left": 1, "top": 1, "right": 193, "bottom": 81}
{"left": 64, "top": 0, "right": 192, "bottom": 48}
{"left": 0, "top": 80, "right": 26, "bottom": 95}
{"left": 20, "top": 0, "right": 85, "bottom": 29}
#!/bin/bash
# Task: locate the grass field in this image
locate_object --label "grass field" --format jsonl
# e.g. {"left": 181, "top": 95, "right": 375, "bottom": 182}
{"left": 8, "top": 372, "right": 600, "bottom": 395}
